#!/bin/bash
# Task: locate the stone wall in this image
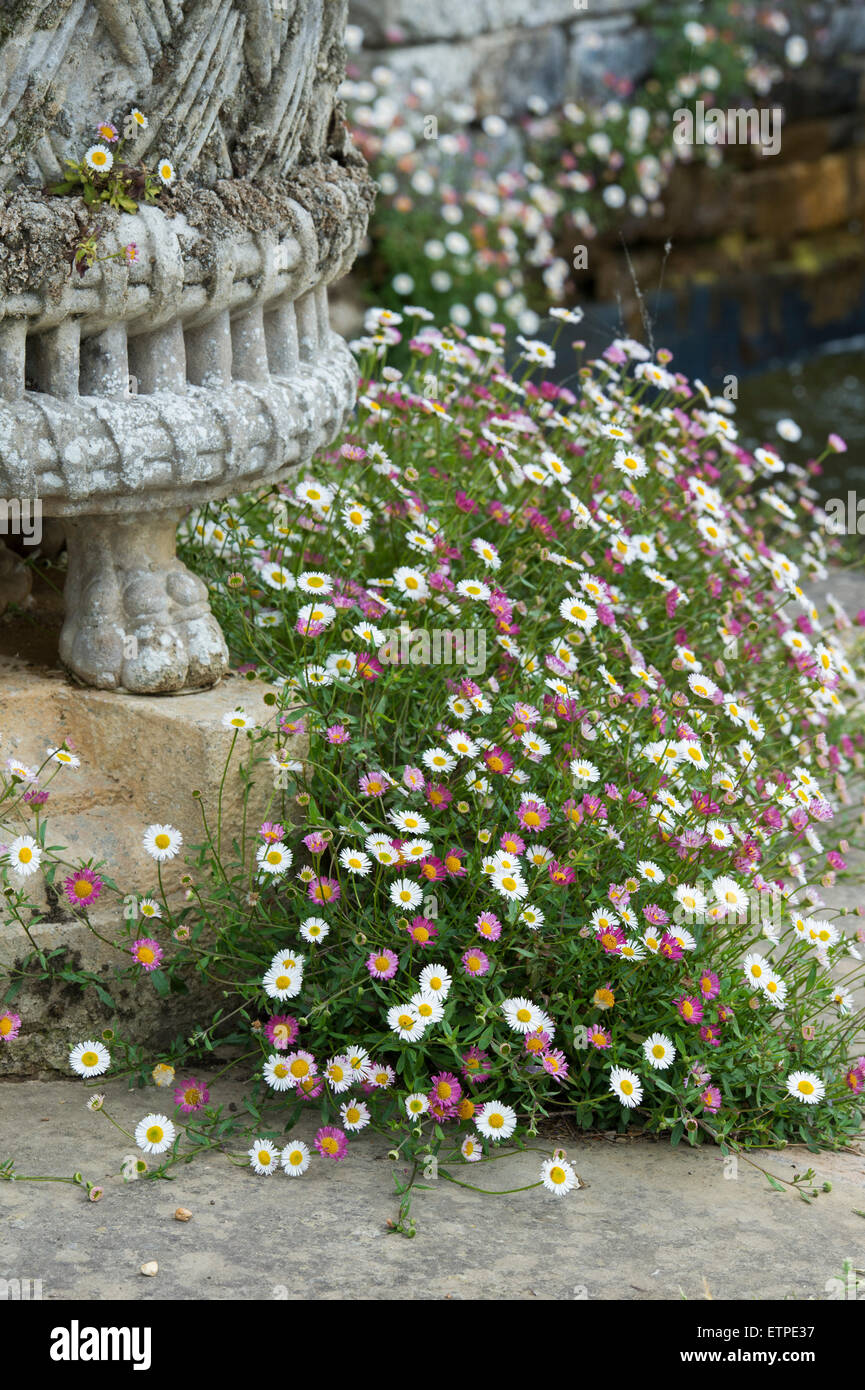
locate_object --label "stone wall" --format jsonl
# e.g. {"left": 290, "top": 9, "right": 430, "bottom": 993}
{"left": 349, "top": 0, "right": 653, "bottom": 113}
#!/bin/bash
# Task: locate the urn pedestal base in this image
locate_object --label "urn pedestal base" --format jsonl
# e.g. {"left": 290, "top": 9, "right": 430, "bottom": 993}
{"left": 60, "top": 511, "right": 229, "bottom": 694}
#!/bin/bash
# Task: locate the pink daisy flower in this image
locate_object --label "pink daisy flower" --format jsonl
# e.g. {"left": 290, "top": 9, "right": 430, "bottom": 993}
{"left": 596, "top": 925, "right": 626, "bottom": 954}
{"left": 587, "top": 1025, "right": 612, "bottom": 1050}
{"left": 524, "top": 1028, "right": 551, "bottom": 1056}
{"left": 417, "top": 856, "right": 446, "bottom": 884}
{"left": 359, "top": 772, "right": 387, "bottom": 798}
{"left": 407, "top": 915, "right": 437, "bottom": 947}
{"left": 315, "top": 1125, "right": 348, "bottom": 1160}
{"left": 64, "top": 866, "right": 103, "bottom": 909}
{"left": 499, "top": 831, "right": 526, "bottom": 856}
{"left": 131, "top": 937, "right": 163, "bottom": 972}
{"left": 675, "top": 994, "right": 704, "bottom": 1025}
{"left": 461, "top": 1046, "right": 492, "bottom": 1084}
{"left": 259, "top": 822, "right": 285, "bottom": 843}
{"left": 307, "top": 875, "right": 340, "bottom": 904}
{"left": 484, "top": 746, "right": 513, "bottom": 776}
{"left": 174, "top": 1077, "right": 209, "bottom": 1113}
{"left": 461, "top": 947, "right": 490, "bottom": 977}
{"left": 264, "top": 1014, "right": 299, "bottom": 1050}
{"left": 303, "top": 831, "right": 327, "bottom": 854}
{"left": 442, "top": 846, "right": 467, "bottom": 876}
{"left": 430, "top": 1071, "right": 462, "bottom": 1106}
{"left": 548, "top": 860, "right": 576, "bottom": 885}
{"left": 366, "top": 947, "right": 399, "bottom": 979}
{"left": 355, "top": 652, "right": 383, "bottom": 681}
{"left": 542, "top": 1049, "right": 569, "bottom": 1082}
{"left": 476, "top": 910, "right": 502, "bottom": 941}
{"left": 326, "top": 724, "right": 350, "bottom": 744}
{"left": 698, "top": 969, "right": 720, "bottom": 999}
{"left": 517, "top": 798, "right": 550, "bottom": 833}
{"left": 659, "top": 933, "right": 683, "bottom": 961}
{"left": 700, "top": 1085, "right": 722, "bottom": 1113}
{"left": 295, "top": 1076, "right": 325, "bottom": 1101}
{"left": 0, "top": 1010, "right": 21, "bottom": 1041}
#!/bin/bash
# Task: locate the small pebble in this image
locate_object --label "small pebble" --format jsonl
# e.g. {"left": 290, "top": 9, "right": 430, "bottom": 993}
{"left": 175, "top": 1207, "right": 192, "bottom": 1222}
{"left": 140, "top": 1261, "right": 158, "bottom": 1277}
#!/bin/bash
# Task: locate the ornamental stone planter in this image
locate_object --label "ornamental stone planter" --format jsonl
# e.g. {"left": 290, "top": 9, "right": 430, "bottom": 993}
{"left": 0, "top": 0, "right": 373, "bottom": 692}
{"left": 0, "top": 1, "right": 371, "bottom": 1073}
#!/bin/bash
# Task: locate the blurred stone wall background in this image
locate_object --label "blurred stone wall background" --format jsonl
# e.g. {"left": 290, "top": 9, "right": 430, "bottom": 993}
{"left": 348, "top": 0, "right": 654, "bottom": 114}
{"left": 342, "top": 1, "right": 865, "bottom": 366}
{"left": 347, "top": 1, "right": 865, "bottom": 119}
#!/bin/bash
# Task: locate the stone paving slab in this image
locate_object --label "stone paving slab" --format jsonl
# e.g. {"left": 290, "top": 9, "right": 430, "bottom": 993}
{"left": 1, "top": 1080, "right": 863, "bottom": 1301}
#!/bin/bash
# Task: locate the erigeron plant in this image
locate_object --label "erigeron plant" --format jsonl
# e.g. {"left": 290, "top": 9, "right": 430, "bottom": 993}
{"left": 1, "top": 309, "right": 864, "bottom": 1228}
{"left": 44, "top": 108, "right": 175, "bottom": 273}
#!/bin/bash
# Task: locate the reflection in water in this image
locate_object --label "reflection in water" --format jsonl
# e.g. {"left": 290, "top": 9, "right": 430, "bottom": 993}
{"left": 733, "top": 337, "right": 865, "bottom": 502}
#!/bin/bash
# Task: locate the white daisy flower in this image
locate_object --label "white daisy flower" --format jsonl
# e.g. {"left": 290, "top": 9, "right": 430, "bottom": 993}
{"left": 410, "top": 990, "right": 445, "bottom": 1025}
{"left": 419, "top": 963, "right": 452, "bottom": 997}
{"left": 389, "top": 877, "right": 424, "bottom": 909}
{"left": 743, "top": 952, "right": 768, "bottom": 986}
{"left": 84, "top": 144, "right": 113, "bottom": 173}
{"left": 338, "top": 847, "right": 372, "bottom": 875}
{"left": 221, "top": 707, "right": 255, "bottom": 730}
{"left": 262, "top": 964, "right": 302, "bottom": 1000}
{"left": 540, "top": 1156, "right": 580, "bottom": 1197}
{"left": 387, "top": 1003, "right": 425, "bottom": 1041}
{"left": 256, "top": 842, "right": 293, "bottom": 876}
{"left": 475, "top": 1100, "right": 518, "bottom": 1140}
{"left": 135, "top": 1113, "right": 176, "bottom": 1154}
{"left": 263, "top": 1055, "right": 295, "bottom": 1091}
{"left": 281, "top": 1139, "right": 311, "bottom": 1175}
{"left": 642, "top": 1034, "right": 676, "bottom": 1070}
{"left": 609, "top": 1066, "right": 643, "bottom": 1108}
{"left": 156, "top": 157, "right": 176, "bottom": 186}
{"left": 69, "top": 1040, "right": 110, "bottom": 1078}
{"left": 491, "top": 866, "right": 528, "bottom": 899}
{"left": 48, "top": 746, "right": 81, "bottom": 768}
{"left": 142, "top": 824, "right": 183, "bottom": 861}
{"left": 340, "top": 1099, "right": 371, "bottom": 1132}
{"left": 297, "top": 570, "right": 333, "bottom": 595}
{"left": 785, "top": 1071, "right": 824, "bottom": 1104}
{"left": 501, "top": 996, "right": 543, "bottom": 1033}
{"left": 248, "top": 1138, "right": 280, "bottom": 1174}
{"left": 6, "top": 835, "right": 42, "bottom": 876}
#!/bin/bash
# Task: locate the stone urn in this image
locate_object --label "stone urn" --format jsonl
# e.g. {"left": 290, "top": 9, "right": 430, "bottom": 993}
{"left": 0, "top": 0, "right": 372, "bottom": 692}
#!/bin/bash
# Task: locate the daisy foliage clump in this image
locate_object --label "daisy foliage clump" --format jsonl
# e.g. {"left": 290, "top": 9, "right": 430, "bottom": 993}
{"left": 2, "top": 310, "right": 864, "bottom": 1223}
